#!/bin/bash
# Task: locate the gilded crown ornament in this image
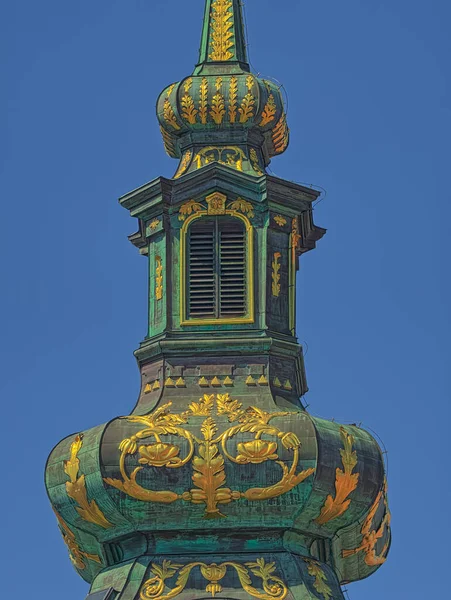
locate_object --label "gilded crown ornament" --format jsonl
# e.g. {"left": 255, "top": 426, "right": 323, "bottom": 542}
{"left": 45, "top": 2, "right": 391, "bottom": 599}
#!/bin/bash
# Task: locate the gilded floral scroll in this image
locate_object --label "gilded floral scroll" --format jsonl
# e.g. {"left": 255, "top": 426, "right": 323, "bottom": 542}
{"left": 104, "top": 395, "right": 314, "bottom": 518}
{"left": 139, "top": 557, "right": 288, "bottom": 600}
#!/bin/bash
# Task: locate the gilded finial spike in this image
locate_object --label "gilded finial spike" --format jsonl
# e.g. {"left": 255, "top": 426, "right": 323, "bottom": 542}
{"left": 195, "top": 0, "right": 249, "bottom": 74}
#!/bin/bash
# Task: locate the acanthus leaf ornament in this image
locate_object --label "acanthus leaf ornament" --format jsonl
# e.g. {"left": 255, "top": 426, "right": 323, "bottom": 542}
{"left": 199, "top": 77, "right": 209, "bottom": 124}
{"left": 274, "top": 215, "right": 287, "bottom": 228}
{"left": 342, "top": 480, "right": 391, "bottom": 566}
{"left": 227, "top": 198, "right": 254, "bottom": 218}
{"left": 104, "top": 395, "right": 315, "bottom": 518}
{"left": 314, "top": 427, "right": 359, "bottom": 525}
{"left": 64, "top": 434, "right": 112, "bottom": 529}
{"left": 140, "top": 558, "right": 288, "bottom": 600}
{"left": 229, "top": 76, "right": 238, "bottom": 122}
{"left": 272, "top": 252, "right": 282, "bottom": 297}
{"left": 260, "top": 93, "right": 277, "bottom": 127}
{"left": 178, "top": 199, "right": 204, "bottom": 221}
{"left": 174, "top": 150, "right": 192, "bottom": 179}
{"left": 180, "top": 78, "right": 198, "bottom": 125}
{"left": 155, "top": 255, "right": 163, "bottom": 301}
{"left": 209, "top": 0, "right": 235, "bottom": 62}
{"left": 304, "top": 559, "right": 332, "bottom": 600}
{"left": 54, "top": 510, "right": 101, "bottom": 570}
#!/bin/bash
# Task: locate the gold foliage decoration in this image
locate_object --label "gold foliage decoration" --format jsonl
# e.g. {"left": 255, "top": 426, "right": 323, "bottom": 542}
{"left": 304, "top": 560, "right": 332, "bottom": 600}
{"left": 272, "top": 113, "right": 289, "bottom": 153}
{"left": 342, "top": 480, "right": 391, "bottom": 566}
{"left": 155, "top": 256, "right": 163, "bottom": 301}
{"left": 54, "top": 511, "right": 101, "bottom": 570}
{"left": 315, "top": 427, "right": 359, "bottom": 525}
{"left": 239, "top": 92, "right": 256, "bottom": 124}
{"left": 250, "top": 148, "right": 264, "bottom": 175}
{"left": 272, "top": 252, "right": 281, "bottom": 297}
{"left": 209, "top": 0, "right": 235, "bottom": 62}
{"left": 210, "top": 91, "right": 226, "bottom": 125}
{"left": 104, "top": 395, "right": 315, "bottom": 519}
{"left": 195, "top": 146, "right": 245, "bottom": 171}
{"left": 188, "top": 394, "right": 215, "bottom": 416}
{"left": 64, "top": 435, "right": 112, "bottom": 528}
{"left": 229, "top": 76, "right": 238, "bottom": 123}
{"left": 181, "top": 78, "right": 198, "bottom": 125}
{"left": 260, "top": 94, "right": 277, "bottom": 127}
{"left": 174, "top": 150, "right": 192, "bottom": 179}
{"left": 199, "top": 77, "right": 209, "bottom": 124}
{"left": 140, "top": 557, "right": 288, "bottom": 600}
{"left": 227, "top": 198, "right": 255, "bottom": 218}
{"left": 274, "top": 215, "right": 287, "bottom": 227}
{"left": 178, "top": 199, "right": 204, "bottom": 221}
{"left": 163, "top": 84, "right": 180, "bottom": 130}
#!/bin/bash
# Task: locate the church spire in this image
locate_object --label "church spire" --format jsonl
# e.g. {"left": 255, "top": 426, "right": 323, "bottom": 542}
{"left": 194, "top": 0, "right": 249, "bottom": 74}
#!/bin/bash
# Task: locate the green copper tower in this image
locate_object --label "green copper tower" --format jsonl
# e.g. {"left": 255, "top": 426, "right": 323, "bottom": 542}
{"left": 45, "top": 3, "right": 391, "bottom": 599}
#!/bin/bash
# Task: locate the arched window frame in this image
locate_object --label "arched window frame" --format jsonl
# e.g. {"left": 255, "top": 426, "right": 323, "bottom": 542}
{"left": 180, "top": 208, "right": 254, "bottom": 326}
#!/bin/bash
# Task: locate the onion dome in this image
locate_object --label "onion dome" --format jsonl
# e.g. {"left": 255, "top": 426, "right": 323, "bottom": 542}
{"left": 157, "top": 0, "right": 289, "bottom": 178}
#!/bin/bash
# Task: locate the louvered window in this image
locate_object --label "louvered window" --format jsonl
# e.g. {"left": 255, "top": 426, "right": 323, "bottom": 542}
{"left": 187, "top": 218, "right": 247, "bottom": 319}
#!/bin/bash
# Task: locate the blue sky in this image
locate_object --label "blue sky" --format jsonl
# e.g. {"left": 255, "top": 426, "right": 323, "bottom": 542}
{"left": 1, "top": 1, "right": 450, "bottom": 598}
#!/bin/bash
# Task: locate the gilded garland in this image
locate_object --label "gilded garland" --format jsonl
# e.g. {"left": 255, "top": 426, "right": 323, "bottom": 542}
{"left": 104, "top": 395, "right": 315, "bottom": 519}
{"left": 140, "top": 558, "right": 288, "bottom": 600}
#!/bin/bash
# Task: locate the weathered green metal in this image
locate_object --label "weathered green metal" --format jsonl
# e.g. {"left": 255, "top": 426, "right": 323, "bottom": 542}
{"left": 45, "top": 2, "right": 391, "bottom": 600}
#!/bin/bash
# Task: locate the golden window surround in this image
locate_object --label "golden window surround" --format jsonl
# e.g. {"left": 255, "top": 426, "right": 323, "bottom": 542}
{"left": 179, "top": 208, "right": 254, "bottom": 326}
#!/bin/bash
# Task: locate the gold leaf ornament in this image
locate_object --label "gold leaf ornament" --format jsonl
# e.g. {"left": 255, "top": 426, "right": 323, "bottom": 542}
{"left": 315, "top": 427, "right": 359, "bottom": 525}
{"left": 163, "top": 97, "right": 181, "bottom": 131}
{"left": 64, "top": 434, "right": 112, "bottom": 529}
{"left": 274, "top": 215, "right": 287, "bottom": 227}
{"left": 210, "top": 90, "right": 226, "bottom": 125}
{"left": 342, "top": 480, "right": 391, "bottom": 566}
{"left": 155, "top": 256, "right": 163, "bottom": 301}
{"left": 199, "top": 77, "right": 209, "bottom": 124}
{"left": 304, "top": 560, "right": 332, "bottom": 600}
{"left": 229, "top": 76, "right": 238, "bottom": 122}
{"left": 260, "top": 93, "right": 277, "bottom": 127}
{"left": 239, "top": 92, "right": 255, "bottom": 123}
{"left": 228, "top": 198, "right": 255, "bottom": 218}
{"left": 174, "top": 150, "right": 192, "bottom": 179}
{"left": 250, "top": 148, "right": 263, "bottom": 175}
{"left": 54, "top": 510, "right": 101, "bottom": 570}
{"left": 271, "top": 252, "right": 282, "bottom": 297}
{"left": 178, "top": 199, "right": 205, "bottom": 221}
{"left": 209, "top": 0, "right": 235, "bottom": 62}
